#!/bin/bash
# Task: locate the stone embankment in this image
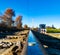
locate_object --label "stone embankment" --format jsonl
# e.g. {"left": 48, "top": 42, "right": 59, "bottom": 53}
{"left": 0, "top": 30, "right": 29, "bottom": 55}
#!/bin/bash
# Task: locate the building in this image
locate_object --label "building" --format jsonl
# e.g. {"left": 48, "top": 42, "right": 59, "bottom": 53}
{"left": 39, "top": 24, "right": 46, "bottom": 33}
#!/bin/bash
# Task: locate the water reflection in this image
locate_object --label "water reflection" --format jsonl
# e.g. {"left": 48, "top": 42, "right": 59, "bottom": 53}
{"left": 27, "top": 31, "right": 44, "bottom": 55}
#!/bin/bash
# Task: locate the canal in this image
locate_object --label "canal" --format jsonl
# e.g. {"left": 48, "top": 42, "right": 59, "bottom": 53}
{"left": 27, "top": 31, "right": 44, "bottom": 55}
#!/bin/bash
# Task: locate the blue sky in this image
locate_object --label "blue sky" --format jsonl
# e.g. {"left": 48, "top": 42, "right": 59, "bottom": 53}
{"left": 0, "top": 0, "right": 60, "bottom": 28}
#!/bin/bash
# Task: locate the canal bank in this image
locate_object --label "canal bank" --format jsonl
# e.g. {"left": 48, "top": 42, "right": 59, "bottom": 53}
{"left": 32, "top": 30, "right": 60, "bottom": 55}
{"left": 0, "top": 30, "right": 29, "bottom": 55}
{"left": 46, "top": 33, "right": 60, "bottom": 39}
{"left": 27, "top": 31, "right": 48, "bottom": 55}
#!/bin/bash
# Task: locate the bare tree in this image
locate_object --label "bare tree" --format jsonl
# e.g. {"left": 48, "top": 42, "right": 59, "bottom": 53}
{"left": 24, "top": 24, "right": 28, "bottom": 29}
{"left": 0, "top": 13, "right": 7, "bottom": 27}
{"left": 4, "top": 8, "right": 15, "bottom": 28}
{"left": 15, "top": 16, "right": 22, "bottom": 29}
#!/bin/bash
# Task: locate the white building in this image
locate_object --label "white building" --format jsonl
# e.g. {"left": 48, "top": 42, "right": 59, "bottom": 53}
{"left": 39, "top": 24, "right": 46, "bottom": 33}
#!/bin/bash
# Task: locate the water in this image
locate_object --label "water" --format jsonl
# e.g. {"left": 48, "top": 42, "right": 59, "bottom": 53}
{"left": 27, "top": 31, "right": 44, "bottom": 55}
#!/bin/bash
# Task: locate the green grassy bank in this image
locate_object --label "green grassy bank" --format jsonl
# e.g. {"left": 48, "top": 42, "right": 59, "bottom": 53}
{"left": 47, "top": 29, "right": 60, "bottom": 33}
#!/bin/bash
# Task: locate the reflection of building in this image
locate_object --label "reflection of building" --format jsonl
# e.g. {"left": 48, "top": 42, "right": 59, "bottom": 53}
{"left": 39, "top": 24, "right": 46, "bottom": 33}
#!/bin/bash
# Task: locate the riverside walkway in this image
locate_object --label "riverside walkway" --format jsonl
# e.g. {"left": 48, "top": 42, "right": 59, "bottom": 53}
{"left": 27, "top": 31, "right": 46, "bottom": 55}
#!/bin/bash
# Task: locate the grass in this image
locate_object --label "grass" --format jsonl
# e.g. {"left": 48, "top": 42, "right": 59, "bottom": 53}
{"left": 47, "top": 29, "right": 60, "bottom": 33}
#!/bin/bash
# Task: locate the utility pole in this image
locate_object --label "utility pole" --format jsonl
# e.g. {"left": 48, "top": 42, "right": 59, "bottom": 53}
{"left": 32, "top": 18, "right": 34, "bottom": 28}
